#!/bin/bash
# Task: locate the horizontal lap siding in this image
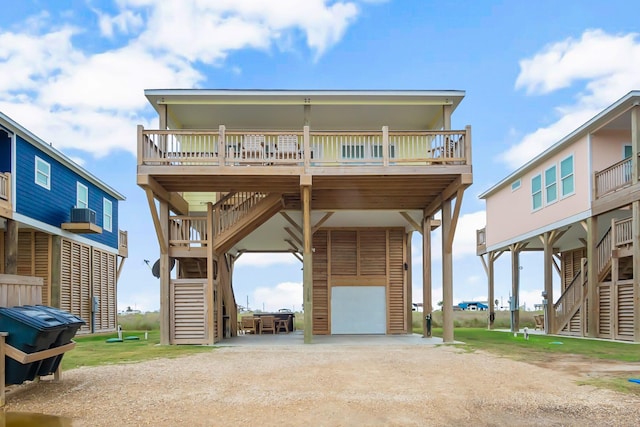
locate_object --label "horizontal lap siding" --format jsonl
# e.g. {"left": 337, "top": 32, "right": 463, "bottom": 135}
{"left": 171, "top": 280, "right": 208, "bottom": 344}
{"left": 360, "top": 231, "right": 386, "bottom": 276}
{"left": 616, "top": 283, "right": 634, "bottom": 341}
{"left": 313, "top": 231, "right": 329, "bottom": 334}
{"left": 598, "top": 284, "right": 611, "bottom": 338}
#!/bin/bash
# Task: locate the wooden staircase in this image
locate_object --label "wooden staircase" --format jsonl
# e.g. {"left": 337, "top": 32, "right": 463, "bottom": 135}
{"left": 553, "top": 217, "right": 634, "bottom": 335}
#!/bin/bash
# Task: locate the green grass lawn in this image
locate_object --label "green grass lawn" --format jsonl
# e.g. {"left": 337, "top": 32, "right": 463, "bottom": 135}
{"left": 61, "top": 330, "right": 214, "bottom": 370}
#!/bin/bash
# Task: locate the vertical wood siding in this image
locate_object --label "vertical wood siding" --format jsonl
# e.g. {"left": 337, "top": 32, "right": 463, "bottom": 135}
{"left": 615, "top": 282, "right": 634, "bottom": 340}
{"left": 312, "top": 230, "right": 329, "bottom": 334}
{"left": 17, "top": 231, "right": 51, "bottom": 305}
{"left": 598, "top": 283, "right": 611, "bottom": 337}
{"left": 388, "top": 230, "right": 406, "bottom": 333}
{"left": 92, "top": 248, "right": 116, "bottom": 332}
{"left": 561, "top": 248, "right": 585, "bottom": 291}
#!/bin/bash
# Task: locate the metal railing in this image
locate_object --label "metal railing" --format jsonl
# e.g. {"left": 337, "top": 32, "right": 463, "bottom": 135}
{"left": 138, "top": 125, "right": 471, "bottom": 169}
{"left": 594, "top": 157, "right": 633, "bottom": 198}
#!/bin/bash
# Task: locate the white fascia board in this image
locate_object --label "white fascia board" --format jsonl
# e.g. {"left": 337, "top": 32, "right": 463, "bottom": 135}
{"left": 484, "top": 209, "right": 591, "bottom": 253}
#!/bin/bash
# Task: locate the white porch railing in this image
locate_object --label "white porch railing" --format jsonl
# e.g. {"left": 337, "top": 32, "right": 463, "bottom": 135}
{"left": 594, "top": 157, "right": 633, "bottom": 198}
{"left": 138, "top": 125, "right": 471, "bottom": 168}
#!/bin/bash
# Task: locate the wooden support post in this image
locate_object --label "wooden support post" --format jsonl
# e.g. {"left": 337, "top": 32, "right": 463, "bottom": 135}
{"left": 441, "top": 199, "right": 454, "bottom": 343}
{"left": 302, "top": 183, "right": 313, "bottom": 344}
{"left": 587, "top": 216, "right": 598, "bottom": 337}
{"left": 50, "top": 235, "right": 62, "bottom": 307}
{"left": 218, "top": 125, "right": 226, "bottom": 166}
{"left": 4, "top": 218, "right": 17, "bottom": 275}
{"left": 543, "top": 232, "right": 555, "bottom": 333}
{"left": 510, "top": 244, "right": 521, "bottom": 332}
{"left": 487, "top": 253, "right": 495, "bottom": 330}
{"left": 1, "top": 332, "right": 6, "bottom": 407}
{"left": 382, "top": 126, "right": 389, "bottom": 167}
{"left": 422, "top": 215, "right": 432, "bottom": 338}
{"left": 159, "top": 200, "right": 170, "bottom": 345}
{"left": 443, "top": 104, "right": 452, "bottom": 130}
{"left": 207, "top": 202, "right": 215, "bottom": 344}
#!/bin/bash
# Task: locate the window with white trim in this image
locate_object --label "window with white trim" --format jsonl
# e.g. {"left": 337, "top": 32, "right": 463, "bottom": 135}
{"left": 103, "top": 199, "right": 113, "bottom": 232}
{"left": 560, "top": 155, "right": 574, "bottom": 197}
{"left": 545, "top": 165, "right": 557, "bottom": 204}
{"left": 35, "top": 156, "right": 50, "bottom": 189}
{"left": 511, "top": 179, "right": 521, "bottom": 191}
{"left": 76, "top": 183, "right": 88, "bottom": 209}
{"left": 531, "top": 174, "right": 542, "bottom": 211}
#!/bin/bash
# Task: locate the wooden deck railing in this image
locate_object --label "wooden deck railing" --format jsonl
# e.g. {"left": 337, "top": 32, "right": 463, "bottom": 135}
{"left": 596, "top": 226, "right": 612, "bottom": 278}
{"left": 596, "top": 216, "right": 633, "bottom": 278}
{"left": 170, "top": 216, "right": 208, "bottom": 248}
{"left": 553, "top": 259, "right": 587, "bottom": 333}
{"left": 214, "top": 192, "right": 267, "bottom": 236}
{"left": 613, "top": 217, "right": 633, "bottom": 246}
{"left": 476, "top": 227, "right": 486, "bottom": 255}
{"left": 0, "top": 172, "right": 9, "bottom": 201}
{"left": 594, "top": 157, "right": 633, "bottom": 198}
{"left": 138, "top": 125, "right": 472, "bottom": 169}
{"left": 118, "top": 230, "right": 128, "bottom": 257}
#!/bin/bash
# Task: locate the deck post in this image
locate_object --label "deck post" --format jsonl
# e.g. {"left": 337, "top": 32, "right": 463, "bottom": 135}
{"left": 422, "top": 216, "right": 432, "bottom": 337}
{"left": 207, "top": 202, "right": 215, "bottom": 344}
{"left": 487, "top": 252, "right": 495, "bottom": 329}
{"left": 587, "top": 216, "right": 598, "bottom": 337}
{"left": 0, "top": 332, "right": 6, "bottom": 407}
{"left": 218, "top": 125, "right": 226, "bottom": 166}
{"left": 543, "top": 232, "right": 555, "bottom": 333}
{"left": 441, "top": 199, "right": 454, "bottom": 343}
{"left": 382, "top": 126, "right": 389, "bottom": 167}
{"left": 4, "top": 219, "right": 17, "bottom": 275}
{"left": 159, "top": 200, "right": 171, "bottom": 345}
{"left": 509, "top": 244, "right": 521, "bottom": 332}
{"left": 301, "top": 179, "right": 313, "bottom": 343}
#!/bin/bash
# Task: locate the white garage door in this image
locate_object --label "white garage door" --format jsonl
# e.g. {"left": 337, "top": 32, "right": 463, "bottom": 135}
{"left": 331, "top": 286, "right": 386, "bottom": 334}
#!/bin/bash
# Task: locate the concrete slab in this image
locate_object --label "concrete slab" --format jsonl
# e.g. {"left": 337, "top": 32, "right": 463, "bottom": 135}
{"left": 217, "top": 331, "right": 447, "bottom": 346}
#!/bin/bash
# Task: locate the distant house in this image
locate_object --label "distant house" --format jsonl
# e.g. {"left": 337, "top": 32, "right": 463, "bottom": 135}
{"left": 0, "top": 112, "right": 127, "bottom": 333}
{"left": 478, "top": 91, "right": 640, "bottom": 342}
{"left": 457, "top": 301, "right": 488, "bottom": 311}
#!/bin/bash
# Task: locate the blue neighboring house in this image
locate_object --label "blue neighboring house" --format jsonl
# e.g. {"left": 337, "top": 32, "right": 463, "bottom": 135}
{"left": 0, "top": 111, "right": 127, "bottom": 333}
{"left": 458, "top": 301, "right": 489, "bottom": 311}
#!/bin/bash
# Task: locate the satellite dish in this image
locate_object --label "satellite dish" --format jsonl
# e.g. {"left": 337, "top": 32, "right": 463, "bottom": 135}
{"left": 151, "top": 258, "right": 176, "bottom": 278}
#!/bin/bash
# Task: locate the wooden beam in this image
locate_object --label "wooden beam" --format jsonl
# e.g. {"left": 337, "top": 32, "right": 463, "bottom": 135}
{"left": 586, "top": 216, "right": 598, "bottom": 337}
{"left": 487, "top": 252, "right": 495, "bottom": 330}
{"left": 159, "top": 200, "right": 170, "bottom": 345}
{"left": 207, "top": 202, "right": 215, "bottom": 345}
{"left": 423, "top": 174, "right": 472, "bottom": 218}
{"left": 422, "top": 216, "right": 432, "bottom": 337}
{"left": 293, "top": 252, "right": 303, "bottom": 263}
{"left": 137, "top": 175, "right": 189, "bottom": 215}
{"left": 400, "top": 212, "right": 421, "bottom": 233}
{"left": 4, "top": 219, "right": 17, "bottom": 275}
{"left": 285, "top": 239, "right": 300, "bottom": 252}
{"left": 302, "top": 185, "right": 313, "bottom": 344}
{"left": 284, "top": 227, "right": 303, "bottom": 247}
{"left": 542, "top": 231, "right": 555, "bottom": 333}
{"left": 0, "top": 332, "right": 6, "bottom": 407}
{"left": 312, "top": 212, "right": 334, "bottom": 234}
{"left": 633, "top": 201, "right": 640, "bottom": 341}
{"left": 446, "top": 188, "right": 464, "bottom": 251}
{"left": 116, "top": 257, "right": 126, "bottom": 282}
{"left": 280, "top": 211, "right": 303, "bottom": 234}
{"left": 145, "top": 189, "right": 168, "bottom": 254}
{"left": 441, "top": 199, "right": 454, "bottom": 343}
{"left": 210, "top": 192, "right": 237, "bottom": 210}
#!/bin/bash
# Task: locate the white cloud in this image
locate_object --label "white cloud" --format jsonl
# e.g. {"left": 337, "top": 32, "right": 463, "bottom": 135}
{"left": 502, "top": 29, "right": 640, "bottom": 169}
{"left": 0, "top": 0, "right": 364, "bottom": 158}
{"left": 252, "top": 281, "right": 302, "bottom": 312}
{"left": 235, "top": 252, "right": 300, "bottom": 268}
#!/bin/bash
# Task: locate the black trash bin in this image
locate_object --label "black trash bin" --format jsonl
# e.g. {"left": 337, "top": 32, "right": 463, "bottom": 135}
{"left": 0, "top": 306, "right": 67, "bottom": 385}
{"left": 25, "top": 305, "right": 86, "bottom": 376}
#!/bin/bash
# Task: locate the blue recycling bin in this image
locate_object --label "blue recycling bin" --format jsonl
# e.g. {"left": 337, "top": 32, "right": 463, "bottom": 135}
{"left": 0, "top": 306, "right": 67, "bottom": 385}
{"left": 25, "top": 305, "right": 85, "bottom": 376}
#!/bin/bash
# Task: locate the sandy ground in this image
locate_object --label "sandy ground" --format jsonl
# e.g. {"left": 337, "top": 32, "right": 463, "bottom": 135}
{"left": 4, "top": 343, "right": 640, "bottom": 426}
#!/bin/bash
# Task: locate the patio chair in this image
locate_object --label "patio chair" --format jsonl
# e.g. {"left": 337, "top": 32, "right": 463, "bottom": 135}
{"left": 260, "top": 315, "right": 276, "bottom": 334}
{"left": 241, "top": 316, "right": 257, "bottom": 334}
{"left": 276, "top": 135, "right": 299, "bottom": 160}
{"left": 242, "top": 134, "right": 265, "bottom": 163}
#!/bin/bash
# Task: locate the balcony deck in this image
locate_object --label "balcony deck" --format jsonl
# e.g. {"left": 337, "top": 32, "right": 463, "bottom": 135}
{"left": 592, "top": 155, "right": 640, "bottom": 215}
{"left": 137, "top": 126, "right": 472, "bottom": 212}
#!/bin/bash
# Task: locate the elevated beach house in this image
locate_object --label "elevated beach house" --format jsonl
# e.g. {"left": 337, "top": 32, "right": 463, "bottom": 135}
{"left": 137, "top": 89, "right": 472, "bottom": 344}
{"left": 0, "top": 112, "right": 127, "bottom": 333}
{"left": 478, "top": 91, "right": 640, "bottom": 342}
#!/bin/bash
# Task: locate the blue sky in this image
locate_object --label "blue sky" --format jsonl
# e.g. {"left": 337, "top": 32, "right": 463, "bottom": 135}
{"left": 1, "top": 0, "right": 639, "bottom": 312}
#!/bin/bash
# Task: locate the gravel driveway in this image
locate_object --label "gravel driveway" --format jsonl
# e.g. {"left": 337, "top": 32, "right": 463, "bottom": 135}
{"left": 5, "top": 342, "right": 640, "bottom": 426}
